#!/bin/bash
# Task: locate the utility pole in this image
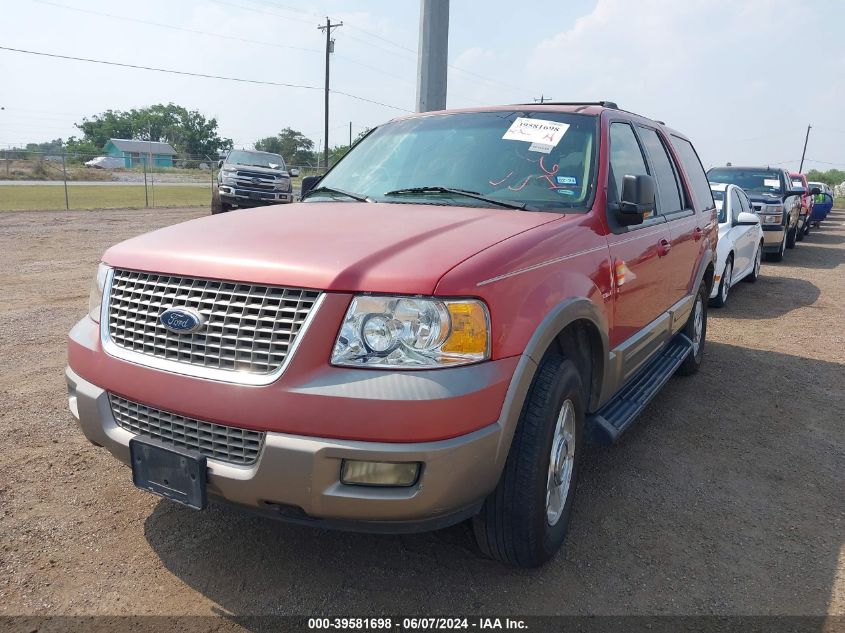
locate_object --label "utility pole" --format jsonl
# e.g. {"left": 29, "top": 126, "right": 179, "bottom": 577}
{"left": 318, "top": 17, "right": 342, "bottom": 170}
{"left": 61, "top": 146, "right": 69, "bottom": 210}
{"left": 534, "top": 95, "right": 552, "bottom": 104}
{"left": 799, "top": 124, "right": 811, "bottom": 173}
{"left": 416, "top": 0, "right": 449, "bottom": 112}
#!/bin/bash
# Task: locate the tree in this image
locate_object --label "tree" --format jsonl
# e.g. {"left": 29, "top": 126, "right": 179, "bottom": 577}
{"left": 254, "top": 128, "right": 315, "bottom": 165}
{"left": 74, "top": 103, "right": 232, "bottom": 160}
{"left": 805, "top": 168, "right": 845, "bottom": 187}
{"left": 326, "top": 128, "right": 372, "bottom": 167}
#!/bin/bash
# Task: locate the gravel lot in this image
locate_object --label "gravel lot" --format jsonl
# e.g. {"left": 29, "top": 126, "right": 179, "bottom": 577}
{"left": 0, "top": 207, "right": 842, "bottom": 623}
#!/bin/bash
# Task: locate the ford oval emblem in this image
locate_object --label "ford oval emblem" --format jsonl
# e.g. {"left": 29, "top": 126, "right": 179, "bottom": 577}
{"left": 159, "top": 307, "right": 204, "bottom": 334}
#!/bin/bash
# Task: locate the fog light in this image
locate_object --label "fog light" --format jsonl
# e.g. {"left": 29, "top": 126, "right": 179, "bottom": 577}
{"left": 340, "top": 460, "right": 420, "bottom": 487}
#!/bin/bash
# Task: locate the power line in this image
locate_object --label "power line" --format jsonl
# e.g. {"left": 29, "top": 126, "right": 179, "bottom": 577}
{"left": 30, "top": 0, "right": 323, "bottom": 55}
{"left": 0, "top": 45, "right": 412, "bottom": 112}
{"left": 220, "top": 0, "right": 538, "bottom": 97}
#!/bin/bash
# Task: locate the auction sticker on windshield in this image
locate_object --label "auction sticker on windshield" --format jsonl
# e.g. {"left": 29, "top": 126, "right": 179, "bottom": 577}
{"left": 503, "top": 117, "right": 570, "bottom": 153}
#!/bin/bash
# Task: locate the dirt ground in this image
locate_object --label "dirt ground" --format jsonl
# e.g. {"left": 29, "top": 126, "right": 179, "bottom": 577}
{"left": 0, "top": 207, "right": 843, "bottom": 624}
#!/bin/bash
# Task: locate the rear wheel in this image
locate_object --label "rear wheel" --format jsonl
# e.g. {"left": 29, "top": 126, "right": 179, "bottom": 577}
{"left": 745, "top": 242, "right": 763, "bottom": 282}
{"left": 709, "top": 256, "right": 732, "bottom": 308}
{"left": 472, "top": 354, "right": 584, "bottom": 568}
{"left": 677, "top": 283, "right": 707, "bottom": 376}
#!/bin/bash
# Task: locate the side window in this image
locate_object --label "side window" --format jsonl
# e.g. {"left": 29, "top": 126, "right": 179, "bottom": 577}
{"left": 637, "top": 126, "right": 683, "bottom": 215}
{"left": 729, "top": 189, "right": 742, "bottom": 224}
{"left": 738, "top": 190, "right": 751, "bottom": 215}
{"left": 608, "top": 122, "right": 649, "bottom": 203}
{"left": 670, "top": 136, "right": 715, "bottom": 211}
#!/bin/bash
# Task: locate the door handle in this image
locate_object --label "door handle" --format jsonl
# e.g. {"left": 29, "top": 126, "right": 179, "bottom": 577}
{"left": 657, "top": 238, "right": 672, "bottom": 257}
{"left": 693, "top": 226, "right": 704, "bottom": 241}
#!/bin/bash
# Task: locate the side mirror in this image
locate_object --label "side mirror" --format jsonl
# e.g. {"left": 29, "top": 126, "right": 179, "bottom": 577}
{"left": 217, "top": 160, "right": 224, "bottom": 169}
{"left": 784, "top": 188, "right": 805, "bottom": 199}
{"left": 809, "top": 186, "right": 821, "bottom": 196}
{"left": 616, "top": 174, "right": 655, "bottom": 226}
{"left": 289, "top": 168, "right": 300, "bottom": 178}
{"left": 736, "top": 211, "right": 760, "bottom": 226}
{"left": 301, "top": 175, "right": 321, "bottom": 197}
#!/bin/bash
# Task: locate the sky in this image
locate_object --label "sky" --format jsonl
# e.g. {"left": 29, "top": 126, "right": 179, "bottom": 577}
{"left": 1, "top": 0, "right": 843, "bottom": 171}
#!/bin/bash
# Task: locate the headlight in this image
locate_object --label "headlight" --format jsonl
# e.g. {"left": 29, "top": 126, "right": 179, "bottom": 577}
{"left": 274, "top": 178, "right": 291, "bottom": 190}
{"left": 88, "top": 263, "right": 110, "bottom": 322}
{"left": 760, "top": 214, "right": 781, "bottom": 224}
{"left": 332, "top": 296, "right": 490, "bottom": 368}
{"left": 221, "top": 166, "right": 236, "bottom": 174}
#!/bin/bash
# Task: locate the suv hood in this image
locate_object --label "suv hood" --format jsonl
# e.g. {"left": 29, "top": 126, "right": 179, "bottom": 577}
{"left": 224, "top": 164, "right": 286, "bottom": 176}
{"left": 103, "top": 202, "right": 561, "bottom": 293}
{"left": 747, "top": 192, "right": 784, "bottom": 204}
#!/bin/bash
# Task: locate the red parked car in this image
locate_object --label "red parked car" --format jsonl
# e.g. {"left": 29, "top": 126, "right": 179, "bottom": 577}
{"left": 67, "top": 102, "right": 717, "bottom": 567}
{"left": 789, "top": 171, "right": 814, "bottom": 240}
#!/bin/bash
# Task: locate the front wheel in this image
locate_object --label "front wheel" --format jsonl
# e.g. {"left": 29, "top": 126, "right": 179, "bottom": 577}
{"left": 472, "top": 354, "right": 585, "bottom": 568}
{"left": 677, "top": 283, "right": 707, "bottom": 376}
{"left": 786, "top": 223, "right": 798, "bottom": 249}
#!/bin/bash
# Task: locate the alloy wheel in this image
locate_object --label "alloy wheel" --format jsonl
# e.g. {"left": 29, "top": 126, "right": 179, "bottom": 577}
{"left": 546, "top": 399, "right": 576, "bottom": 526}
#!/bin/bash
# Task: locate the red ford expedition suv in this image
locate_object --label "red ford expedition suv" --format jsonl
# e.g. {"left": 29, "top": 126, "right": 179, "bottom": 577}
{"left": 67, "top": 102, "right": 716, "bottom": 567}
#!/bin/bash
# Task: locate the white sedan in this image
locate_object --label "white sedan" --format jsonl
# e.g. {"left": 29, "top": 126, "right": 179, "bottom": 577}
{"left": 709, "top": 183, "right": 765, "bottom": 307}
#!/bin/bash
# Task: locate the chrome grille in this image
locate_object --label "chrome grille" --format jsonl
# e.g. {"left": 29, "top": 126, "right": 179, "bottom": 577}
{"left": 106, "top": 269, "right": 320, "bottom": 378}
{"left": 110, "top": 394, "right": 264, "bottom": 465}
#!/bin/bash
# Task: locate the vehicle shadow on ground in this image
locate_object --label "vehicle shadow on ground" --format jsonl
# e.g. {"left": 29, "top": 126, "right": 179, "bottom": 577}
{"left": 709, "top": 275, "right": 820, "bottom": 319}
{"left": 143, "top": 342, "right": 844, "bottom": 621}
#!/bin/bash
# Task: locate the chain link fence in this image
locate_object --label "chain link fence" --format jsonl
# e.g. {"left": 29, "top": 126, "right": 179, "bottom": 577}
{"left": 0, "top": 147, "right": 320, "bottom": 211}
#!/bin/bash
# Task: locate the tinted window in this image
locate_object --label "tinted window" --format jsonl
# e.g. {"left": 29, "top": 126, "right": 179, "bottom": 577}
{"left": 609, "top": 123, "right": 649, "bottom": 202}
{"left": 671, "top": 136, "right": 714, "bottom": 210}
{"left": 707, "top": 168, "right": 784, "bottom": 194}
{"left": 637, "top": 126, "right": 683, "bottom": 214}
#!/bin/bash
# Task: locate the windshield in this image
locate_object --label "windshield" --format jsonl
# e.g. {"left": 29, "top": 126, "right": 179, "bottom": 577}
{"left": 226, "top": 150, "right": 285, "bottom": 170}
{"left": 309, "top": 111, "right": 598, "bottom": 212}
{"left": 707, "top": 168, "right": 782, "bottom": 194}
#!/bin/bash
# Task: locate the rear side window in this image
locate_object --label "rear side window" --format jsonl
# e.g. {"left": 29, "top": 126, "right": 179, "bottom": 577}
{"left": 637, "top": 126, "right": 683, "bottom": 214}
{"left": 670, "top": 136, "right": 714, "bottom": 211}
{"left": 608, "top": 123, "right": 649, "bottom": 202}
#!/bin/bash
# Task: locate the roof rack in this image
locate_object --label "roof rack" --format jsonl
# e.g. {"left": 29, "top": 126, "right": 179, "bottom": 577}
{"left": 518, "top": 100, "right": 619, "bottom": 109}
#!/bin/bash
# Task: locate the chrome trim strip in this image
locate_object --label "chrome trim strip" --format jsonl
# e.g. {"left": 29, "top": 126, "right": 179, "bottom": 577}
{"left": 99, "top": 268, "right": 325, "bottom": 386}
{"left": 477, "top": 244, "right": 608, "bottom": 287}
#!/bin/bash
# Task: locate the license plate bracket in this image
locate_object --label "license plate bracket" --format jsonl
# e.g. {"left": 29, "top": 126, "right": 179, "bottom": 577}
{"left": 129, "top": 437, "right": 207, "bottom": 510}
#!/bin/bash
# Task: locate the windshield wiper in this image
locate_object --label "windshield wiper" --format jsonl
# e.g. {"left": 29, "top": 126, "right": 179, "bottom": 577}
{"left": 383, "top": 186, "right": 530, "bottom": 211}
{"left": 302, "top": 186, "right": 375, "bottom": 203}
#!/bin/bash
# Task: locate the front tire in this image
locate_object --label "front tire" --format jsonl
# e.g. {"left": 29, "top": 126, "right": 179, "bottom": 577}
{"left": 472, "top": 354, "right": 585, "bottom": 568}
{"left": 677, "top": 283, "right": 707, "bottom": 376}
{"left": 786, "top": 223, "right": 798, "bottom": 248}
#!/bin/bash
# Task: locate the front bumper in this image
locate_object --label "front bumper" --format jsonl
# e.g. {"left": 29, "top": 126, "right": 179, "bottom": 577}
{"left": 219, "top": 184, "right": 292, "bottom": 206}
{"left": 66, "top": 364, "right": 508, "bottom": 532}
{"left": 761, "top": 224, "right": 784, "bottom": 252}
